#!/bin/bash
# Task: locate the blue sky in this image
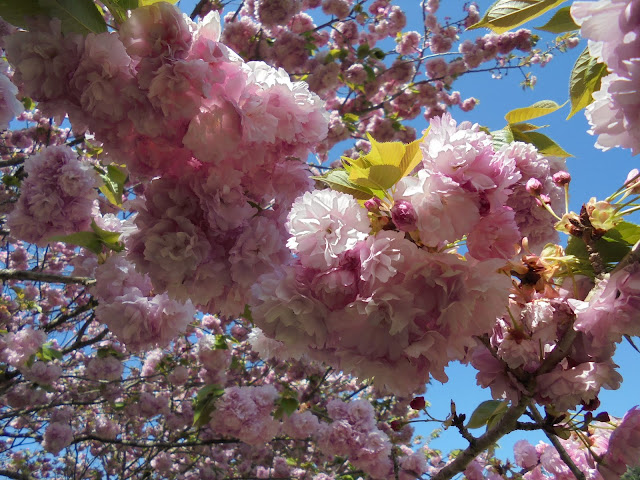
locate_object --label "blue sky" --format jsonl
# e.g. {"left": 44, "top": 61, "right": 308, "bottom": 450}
{"left": 181, "top": 0, "right": 640, "bottom": 461}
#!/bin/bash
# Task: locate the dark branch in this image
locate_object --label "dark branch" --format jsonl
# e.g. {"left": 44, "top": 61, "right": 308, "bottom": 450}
{"left": 0, "top": 269, "right": 96, "bottom": 286}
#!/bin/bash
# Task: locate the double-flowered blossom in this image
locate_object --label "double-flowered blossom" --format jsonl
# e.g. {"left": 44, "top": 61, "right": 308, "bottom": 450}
{"left": 317, "top": 399, "right": 394, "bottom": 479}
{"left": 7, "top": 145, "right": 97, "bottom": 246}
{"left": 570, "top": 263, "right": 640, "bottom": 347}
{"left": 209, "top": 385, "right": 280, "bottom": 445}
{"left": 93, "top": 254, "right": 195, "bottom": 352}
{"left": 572, "top": 0, "right": 640, "bottom": 154}
{"left": 253, "top": 195, "right": 511, "bottom": 392}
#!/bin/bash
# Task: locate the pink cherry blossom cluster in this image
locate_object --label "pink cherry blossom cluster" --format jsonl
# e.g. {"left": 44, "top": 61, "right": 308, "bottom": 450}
{"left": 317, "top": 399, "right": 394, "bottom": 478}
{"left": 571, "top": 0, "right": 640, "bottom": 154}
{"left": 471, "top": 296, "right": 622, "bottom": 412}
{"left": 496, "top": 407, "right": 640, "bottom": 480}
{"left": 219, "top": 0, "right": 539, "bottom": 159}
{"left": 4, "top": 3, "right": 328, "bottom": 317}
{"left": 93, "top": 254, "right": 196, "bottom": 352}
{"left": 209, "top": 384, "right": 281, "bottom": 445}
{"left": 252, "top": 114, "right": 565, "bottom": 394}
{"left": 6, "top": 145, "right": 97, "bottom": 246}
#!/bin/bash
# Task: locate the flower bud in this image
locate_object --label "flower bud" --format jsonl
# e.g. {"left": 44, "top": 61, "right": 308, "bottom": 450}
{"left": 410, "top": 396, "right": 426, "bottom": 410}
{"left": 390, "top": 420, "right": 404, "bottom": 431}
{"left": 552, "top": 171, "right": 571, "bottom": 186}
{"left": 625, "top": 168, "right": 640, "bottom": 194}
{"left": 525, "top": 178, "right": 543, "bottom": 195}
{"left": 364, "top": 197, "right": 382, "bottom": 212}
{"left": 391, "top": 200, "right": 418, "bottom": 232}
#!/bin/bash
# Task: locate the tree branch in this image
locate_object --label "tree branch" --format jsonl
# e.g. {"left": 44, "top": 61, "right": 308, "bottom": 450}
{"left": 73, "top": 435, "right": 239, "bottom": 449}
{"left": 0, "top": 470, "right": 31, "bottom": 480}
{"left": 45, "top": 299, "right": 97, "bottom": 332}
{"left": 0, "top": 269, "right": 96, "bottom": 286}
{"left": 529, "top": 407, "right": 586, "bottom": 480}
{"left": 430, "top": 397, "right": 531, "bottom": 480}
{"left": 0, "top": 157, "right": 25, "bottom": 168}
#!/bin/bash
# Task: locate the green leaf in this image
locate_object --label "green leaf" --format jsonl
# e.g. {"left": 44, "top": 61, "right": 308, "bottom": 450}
{"left": 567, "top": 47, "right": 608, "bottom": 119}
{"left": 49, "top": 231, "right": 103, "bottom": 254}
{"left": 100, "top": 0, "right": 136, "bottom": 24}
{"left": 467, "top": 400, "right": 508, "bottom": 429}
{"left": 486, "top": 401, "right": 509, "bottom": 430}
{"left": 98, "top": 165, "right": 128, "bottom": 207}
{"left": 505, "top": 100, "right": 565, "bottom": 124}
{"left": 276, "top": 397, "right": 299, "bottom": 419}
{"left": 90, "top": 220, "right": 124, "bottom": 252}
{"left": 38, "top": 343, "right": 63, "bottom": 361}
{"left": 38, "top": 0, "right": 107, "bottom": 34}
{"left": 468, "top": 0, "right": 567, "bottom": 33}
{"left": 613, "top": 221, "right": 640, "bottom": 245}
{"left": 312, "top": 170, "right": 378, "bottom": 200}
{"left": 511, "top": 129, "right": 573, "bottom": 157}
{"left": 21, "top": 97, "right": 35, "bottom": 111}
{"left": 193, "top": 384, "right": 225, "bottom": 428}
{"left": 491, "top": 128, "right": 515, "bottom": 150}
{"left": 565, "top": 222, "right": 640, "bottom": 275}
{"left": 535, "top": 6, "right": 578, "bottom": 33}
{"left": 213, "top": 335, "right": 229, "bottom": 350}
{"left": 241, "top": 304, "right": 254, "bottom": 324}
{"left": 0, "top": 0, "right": 48, "bottom": 29}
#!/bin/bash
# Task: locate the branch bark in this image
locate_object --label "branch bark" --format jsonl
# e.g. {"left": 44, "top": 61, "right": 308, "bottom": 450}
{"left": 0, "top": 269, "right": 96, "bottom": 286}
{"left": 430, "top": 397, "right": 531, "bottom": 480}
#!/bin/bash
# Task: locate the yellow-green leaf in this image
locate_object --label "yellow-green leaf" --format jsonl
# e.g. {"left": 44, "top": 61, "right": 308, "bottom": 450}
{"left": 139, "top": 0, "right": 177, "bottom": 4}
{"left": 101, "top": 0, "right": 137, "bottom": 24}
{"left": 512, "top": 129, "right": 573, "bottom": 157}
{"left": 469, "top": 0, "right": 567, "bottom": 34}
{"left": 312, "top": 170, "right": 378, "bottom": 200}
{"left": 505, "top": 100, "right": 565, "bottom": 124}
{"left": 535, "top": 6, "right": 578, "bottom": 33}
{"left": 349, "top": 163, "right": 402, "bottom": 191}
{"left": 398, "top": 136, "right": 425, "bottom": 178}
{"left": 344, "top": 135, "right": 424, "bottom": 192}
{"left": 509, "top": 122, "right": 547, "bottom": 132}
{"left": 467, "top": 400, "right": 508, "bottom": 429}
{"left": 567, "top": 47, "right": 608, "bottom": 119}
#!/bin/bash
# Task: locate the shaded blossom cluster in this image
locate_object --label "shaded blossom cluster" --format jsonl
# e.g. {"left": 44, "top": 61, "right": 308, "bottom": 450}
{"left": 6, "top": 145, "right": 97, "bottom": 246}
{"left": 4, "top": 3, "right": 328, "bottom": 317}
